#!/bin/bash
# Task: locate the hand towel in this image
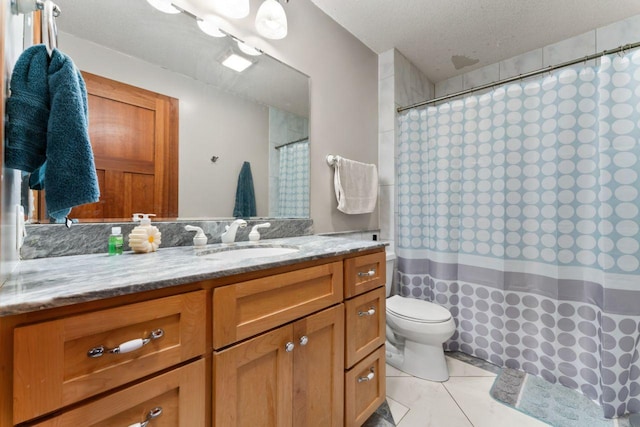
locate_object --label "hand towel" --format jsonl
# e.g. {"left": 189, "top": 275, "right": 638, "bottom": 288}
{"left": 233, "top": 161, "right": 257, "bottom": 218}
{"left": 5, "top": 45, "right": 50, "bottom": 171}
{"left": 5, "top": 45, "right": 100, "bottom": 221}
{"left": 333, "top": 156, "right": 378, "bottom": 214}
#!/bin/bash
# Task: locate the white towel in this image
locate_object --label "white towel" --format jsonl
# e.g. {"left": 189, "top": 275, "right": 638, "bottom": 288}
{"left": 333, "top": 156, "right": 378, "bottom": 214}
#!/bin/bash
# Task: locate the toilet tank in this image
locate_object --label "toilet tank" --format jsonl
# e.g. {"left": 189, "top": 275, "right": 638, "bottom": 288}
{"left": 385, "top": 247, "right": 396, "bottom": 297}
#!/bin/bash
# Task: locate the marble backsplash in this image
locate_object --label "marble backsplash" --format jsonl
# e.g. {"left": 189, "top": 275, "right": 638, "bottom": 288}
{"left": 22, "top": 219, "right": 313, "bottom": 259}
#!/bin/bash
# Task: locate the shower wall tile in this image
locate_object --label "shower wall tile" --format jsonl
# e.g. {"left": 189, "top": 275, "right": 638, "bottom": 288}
{"left": 394, "top": 51, "right": 414, "bottom": 107}
{"left": 379, "top": 75, "right": 395, "bottom": 133}
{"left": 543, "top": 31, "right": 596, "bottom": 67}
{"left": 379, "top": 130, "right": 395, "bottom": 185}
{"left": 379, "top": 184, "right": 394, "bottom": 241}
{"left": 435, "top": 75, "right": 463, "bottom": 98}
{"left": 499, "top": 48, "right": 543, "bottom": 81}
{"left": 379, "top": 49, "right": 395, "bottom": 80}
{"left": 462, "top": 63, "right": 500, "bottom": 90}
{"left": 596, "top": 14, "right": 640, "bottom": 52}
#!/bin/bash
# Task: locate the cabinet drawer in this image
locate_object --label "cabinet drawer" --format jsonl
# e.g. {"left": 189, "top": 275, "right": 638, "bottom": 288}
{"left": 213, "top": 262, "right": 343, "bottom": 349}
{"left": 33, "top": 359, "right": 206, "bottom": 426}
{"left": 344, "top": 346, "right": 386, "bottom": 427}
{"left": 13, "top": 291, "right": 206, "bottom": 424}
{"left": 344, "top": 251, "right": 385, "bottom": 298}
{"left": 345, "top": 287, "right": 386, "bottom": 368}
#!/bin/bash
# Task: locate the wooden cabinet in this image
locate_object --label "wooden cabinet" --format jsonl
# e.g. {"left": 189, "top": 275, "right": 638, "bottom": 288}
{"left": 3, "top": 247, "right": 385, "bottom": 427}
{"left": 13, "top": 291, "right": 206, "bottom": 424}
{"left": 214, "top": 304, "right": 345, "bottom": 427}
{"left": 343, "top": 251, "right": 387, "bottom": 426}
{"left": 345, "top": 286, "right": 386, "bottom": 368}
{"left": 32, "top": 359, "right": 206, "bottom": 427}
{"left": 345, "top": 347, "right": 386, "bottom": 427}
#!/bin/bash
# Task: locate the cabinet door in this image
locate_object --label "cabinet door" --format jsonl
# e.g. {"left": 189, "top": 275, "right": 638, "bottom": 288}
{"left": 214, "top": 325, "right": 294, "bottom": 427}
{"left": 293, "top": 305, "right": 345, "bottom": 427}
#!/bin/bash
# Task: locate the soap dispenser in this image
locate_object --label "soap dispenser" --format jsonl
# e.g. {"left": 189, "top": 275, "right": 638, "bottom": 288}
{"left": 128, "top": 213, "right": 162, "bottom": 253}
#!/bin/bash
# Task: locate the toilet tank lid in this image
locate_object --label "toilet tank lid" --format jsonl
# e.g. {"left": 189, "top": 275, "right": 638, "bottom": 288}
{"left": 386, "top": 295, "right": 452, "bottom": 323}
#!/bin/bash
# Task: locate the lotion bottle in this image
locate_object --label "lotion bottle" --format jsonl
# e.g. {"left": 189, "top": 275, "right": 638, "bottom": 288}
{"left": 128, "top": 213, "right": 162, "bottom": 253}
{"left": 108, "top": 227, "right": 123, "bottom": 256}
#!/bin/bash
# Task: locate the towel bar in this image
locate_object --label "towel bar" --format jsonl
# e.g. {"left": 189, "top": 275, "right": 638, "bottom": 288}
{"left": 326, "top": 154, "right": 340, "bottom": 166}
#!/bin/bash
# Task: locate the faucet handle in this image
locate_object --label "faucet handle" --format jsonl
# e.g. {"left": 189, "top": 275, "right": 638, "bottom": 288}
{"left": 249, "top": 222, "right": 271, "bottom": 242}
{"left": 185, "top": 225, "right": 207, "bottom": 247}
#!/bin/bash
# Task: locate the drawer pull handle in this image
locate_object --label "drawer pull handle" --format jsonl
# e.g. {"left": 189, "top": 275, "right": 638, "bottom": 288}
{"left": 127, "top": 406, "right": 162, "bottom": 427}
{"left": 88, "top": 329, "right": 164, "bottom": 358}
{"left": 358, "top": 269, "right": 376, "bottom": 277}
{"left": 285, "top": 341, "right": 295, "bottom": 352}
{"left": 358, "top": 307, "right": 376, "bottom": 317}
{"left": 358, "top": 368, "right": 375, "bottom": 383}
{"left": 299, "top": 335, "right": 309, "bottom": 346}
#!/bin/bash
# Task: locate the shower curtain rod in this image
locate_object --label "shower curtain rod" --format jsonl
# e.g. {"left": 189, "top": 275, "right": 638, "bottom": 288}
{"left": 275, "top": 136, "right": 309, "bottom": 149}
{"left": 397, "top": 41, "right": 640, "bottom": 113}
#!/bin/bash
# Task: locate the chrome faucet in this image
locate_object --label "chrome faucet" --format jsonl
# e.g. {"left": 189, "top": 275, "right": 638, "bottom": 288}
{"left": 221, "top": 219, "right": 247, "bottom": 243}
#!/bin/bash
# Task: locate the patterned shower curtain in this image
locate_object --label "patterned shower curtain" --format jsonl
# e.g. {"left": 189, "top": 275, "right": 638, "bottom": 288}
{"left": 277, "top": 140, "right": 309, "bottom": 217}
{"left": 396, "top": 51, "right": 640, "bottom": 418}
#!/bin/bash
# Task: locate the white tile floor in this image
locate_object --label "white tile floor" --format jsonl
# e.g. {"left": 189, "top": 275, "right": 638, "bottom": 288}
{"left": 385, "top": 356, "right": 549, "bottom": 427}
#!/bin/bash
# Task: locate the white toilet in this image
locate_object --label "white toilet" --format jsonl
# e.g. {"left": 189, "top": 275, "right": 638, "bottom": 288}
{"left": 384, "top": 248, "right": 456, "bottom": 381}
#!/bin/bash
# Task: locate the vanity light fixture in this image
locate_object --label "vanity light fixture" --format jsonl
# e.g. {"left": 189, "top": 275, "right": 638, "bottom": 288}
{"left": 197, "top": 17, "right": 226, "bottom": 38}
{"left": 236, "top": 40, "right": 262, "bottom": 56}
{"left": 255, "top": 0, "right": 288, "bottom": 40}
{"left": 221, "top": 52, "right": 254, "bottom": 72}
{"left": 146, "top": 0, "right": 180, "bottom": 14}
{"left": 214, "top": 0, "right": 250, "bottom": 19}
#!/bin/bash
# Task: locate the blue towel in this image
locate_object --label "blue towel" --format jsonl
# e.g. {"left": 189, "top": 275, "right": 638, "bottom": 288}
{"left": 6, "top": 45, "right": 100, "bottom": 221}
{"left": 233, "top": 161, "right": 257, "bottom": 218}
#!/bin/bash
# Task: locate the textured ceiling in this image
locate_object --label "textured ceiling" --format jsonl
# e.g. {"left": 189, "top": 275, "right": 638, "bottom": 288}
{"left": 309, "top": 0, "right": 640, "bottom": 83}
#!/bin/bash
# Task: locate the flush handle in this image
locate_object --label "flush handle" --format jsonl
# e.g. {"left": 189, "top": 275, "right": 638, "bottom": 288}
{"left": 358, "top": 367, "right": 375, "bottom": 383}
{"left": 127, "top": 406, "right": 162, "bottom": 427}
{"left": 88, "top": 329, "right": 164, "bottom": 358}
{"left": 358, "top": 307, "right": 376, "bottom": 317}
{"left": 358, "top": 269, "right": 376, "bottom": 277}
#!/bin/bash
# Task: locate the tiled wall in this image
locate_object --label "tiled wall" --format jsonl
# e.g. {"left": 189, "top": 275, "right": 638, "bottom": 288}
{"left": 434, "top": 14, "right": 640, "bottom": 98}
{"left": 377, "top": 49, "right": 434, "bottom": 253}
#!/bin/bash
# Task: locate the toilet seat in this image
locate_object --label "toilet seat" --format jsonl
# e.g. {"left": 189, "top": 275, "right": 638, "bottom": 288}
{"left": 386, "top": 295, "right": 452, "bottom": 323}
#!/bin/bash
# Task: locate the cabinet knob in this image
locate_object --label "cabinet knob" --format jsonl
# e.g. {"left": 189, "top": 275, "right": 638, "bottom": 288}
{"left": 357, "top": 367, "right": 375, "bottom": 383}
{"left": 358, "top": 269, "right": 376, "bottom": 277}
{"left": 358, "top": 307, "right": 376, "bottom": 317}
{"left": 285, "top": 342, "right": 295, "bottom": 352}
{"left": 87, "top": 329, "right": 164, "bottom": 358}
{"left": 299, "top": 335, "right": 309, "bottom": 346}
{"left": 127, "top": 406, "right": 162, "bottom": 427}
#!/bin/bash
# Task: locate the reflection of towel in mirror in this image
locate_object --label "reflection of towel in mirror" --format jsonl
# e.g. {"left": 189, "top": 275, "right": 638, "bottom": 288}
{"left": 6, "top": 45, "right": 100, "bottom": 222}
{"left": 333, "top": 157, "right": 378, "bottom": 214}
{"left": 233, "top": 161, "right": 257, "bottom": 218}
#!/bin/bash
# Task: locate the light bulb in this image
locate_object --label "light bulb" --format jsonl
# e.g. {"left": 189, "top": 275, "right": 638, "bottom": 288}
{"left": 197, "top": 17, "right": 226, "bottom": 38}
{"left": 146, "top": 0, "right": 180, "bottom": 14}
{"left": 255, "top": 0, "right": 287, "bottom": 40}
{"left": 214, "top": 0, "right": 250, "bottom": 19}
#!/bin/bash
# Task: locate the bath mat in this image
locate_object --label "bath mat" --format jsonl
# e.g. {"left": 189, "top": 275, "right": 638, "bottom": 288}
{"left": 491, "top": 368, "right": 631, "bottom": 427}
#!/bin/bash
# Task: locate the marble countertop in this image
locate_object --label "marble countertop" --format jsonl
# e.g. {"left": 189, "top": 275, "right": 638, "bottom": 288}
{"left": 0, "top": 236, "right": 385, "bottom": 316}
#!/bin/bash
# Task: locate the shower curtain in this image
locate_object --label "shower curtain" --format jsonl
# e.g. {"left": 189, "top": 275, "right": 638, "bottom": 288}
{"left": 396, "top": 51, "right": 640, "bottom": 418}
{"left": 277, "top": 140, "right": 309, "bottom": 217}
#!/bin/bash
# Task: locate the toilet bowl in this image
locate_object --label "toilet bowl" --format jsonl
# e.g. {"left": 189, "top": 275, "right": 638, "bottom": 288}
{"left": 384, "top": 248, "right": 456, "bottom": 381}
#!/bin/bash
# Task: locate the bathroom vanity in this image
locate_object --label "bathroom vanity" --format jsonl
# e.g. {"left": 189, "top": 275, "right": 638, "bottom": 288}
{"left": 0, "top": 236, "right": 386, "bottom": 426}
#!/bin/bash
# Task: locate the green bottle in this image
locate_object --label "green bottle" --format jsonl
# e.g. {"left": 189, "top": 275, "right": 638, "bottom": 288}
{"left": 108, "top": 227, "right": 123, "bottom": 256}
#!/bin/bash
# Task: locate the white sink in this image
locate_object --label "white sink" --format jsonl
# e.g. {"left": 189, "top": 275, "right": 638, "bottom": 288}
{"left": 199, "top": 246, "right": 299, "bottom": 261}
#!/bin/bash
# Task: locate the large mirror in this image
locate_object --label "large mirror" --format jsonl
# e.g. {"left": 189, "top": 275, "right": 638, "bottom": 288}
{"left": 29, "top": 0, "right": 309, "bottom": 222}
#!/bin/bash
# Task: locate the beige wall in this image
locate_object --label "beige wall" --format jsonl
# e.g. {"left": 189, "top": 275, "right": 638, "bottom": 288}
{"left": 180, "top": 0, "right": 380, "bottom": 233}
